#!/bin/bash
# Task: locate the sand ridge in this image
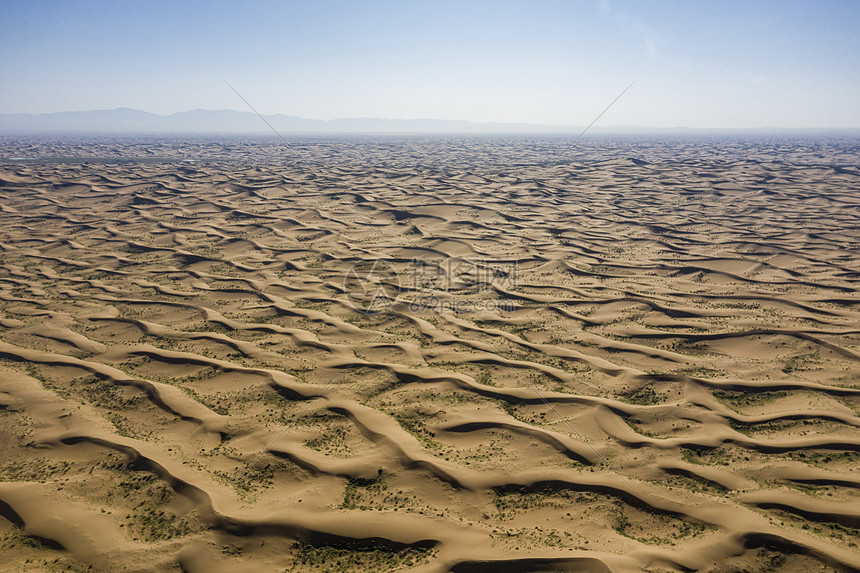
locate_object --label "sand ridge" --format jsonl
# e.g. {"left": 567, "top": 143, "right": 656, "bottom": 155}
{"left": 0, "top": 135, "right": 859, "bottom": 572}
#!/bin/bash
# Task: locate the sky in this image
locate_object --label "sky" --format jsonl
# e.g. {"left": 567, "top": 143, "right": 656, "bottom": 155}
{"left": 1, "top": 0, "right": 858, "bottom": 128}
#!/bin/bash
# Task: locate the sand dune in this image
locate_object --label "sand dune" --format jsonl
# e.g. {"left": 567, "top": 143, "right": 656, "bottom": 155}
{"left": 0, "top": 135, "right": 859, "bottom": 572}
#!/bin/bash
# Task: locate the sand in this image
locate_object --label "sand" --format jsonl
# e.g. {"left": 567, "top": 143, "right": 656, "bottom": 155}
{"left": 0, "top": 134, "right": 858, "bottom": 572}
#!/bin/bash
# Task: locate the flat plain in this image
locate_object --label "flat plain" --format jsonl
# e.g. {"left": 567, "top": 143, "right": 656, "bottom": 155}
{"left": 0, "top": 135, "right": 859, "bottom": 572}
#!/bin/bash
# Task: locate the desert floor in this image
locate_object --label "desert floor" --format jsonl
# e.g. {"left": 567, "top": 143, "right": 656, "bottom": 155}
{"left": 0, "top": 135, "right": 858, "bottom": 572}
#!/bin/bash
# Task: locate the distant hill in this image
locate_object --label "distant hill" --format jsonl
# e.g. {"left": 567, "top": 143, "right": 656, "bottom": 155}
{"left": 0, "top": 108, "right": 577, "bottom": 135}
{"left": 1, "top": 108, "right": 857, "bottom": 135}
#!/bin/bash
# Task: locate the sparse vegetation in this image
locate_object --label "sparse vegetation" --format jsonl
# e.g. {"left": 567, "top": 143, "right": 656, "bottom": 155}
{"left": 617, "top": 384, "right": 660, "bottom": 405}
{"left": 289, "top": 541, "right": 434, "bottom": 572}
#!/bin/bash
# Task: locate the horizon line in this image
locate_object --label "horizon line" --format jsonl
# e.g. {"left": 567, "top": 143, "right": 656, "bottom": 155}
{"left": 2, "top": 107, "right": 860, "bottom": 133}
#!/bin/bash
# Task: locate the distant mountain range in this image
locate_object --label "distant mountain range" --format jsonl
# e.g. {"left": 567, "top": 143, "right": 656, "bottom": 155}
{"left": 1, "top": 108, "right": 857, "bottom": 135}
{"left": 0, "top": 108, "right": 578, "bottom": 135}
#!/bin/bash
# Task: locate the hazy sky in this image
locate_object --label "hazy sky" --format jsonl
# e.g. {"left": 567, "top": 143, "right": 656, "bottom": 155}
{"left": 2, "top": 0, "right": 858, "bottom": 128}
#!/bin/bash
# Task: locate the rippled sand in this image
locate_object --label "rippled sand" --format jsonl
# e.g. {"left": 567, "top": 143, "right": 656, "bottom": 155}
{"left": 0, "top": 135, "right": 859, "bottom": 572}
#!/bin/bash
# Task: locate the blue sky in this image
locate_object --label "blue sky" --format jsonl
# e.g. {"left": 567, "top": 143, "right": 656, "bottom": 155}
{"left": 2, "top": 0, "right": 858, "bottom": 127}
